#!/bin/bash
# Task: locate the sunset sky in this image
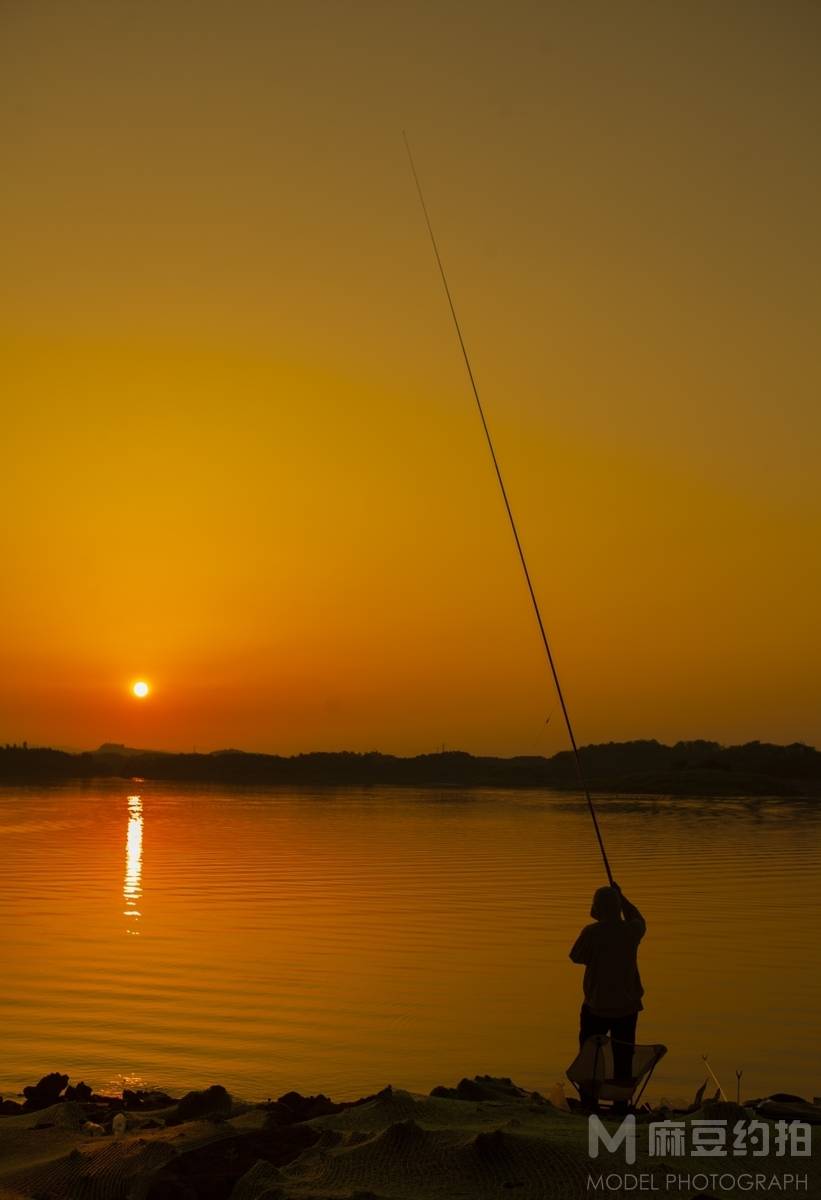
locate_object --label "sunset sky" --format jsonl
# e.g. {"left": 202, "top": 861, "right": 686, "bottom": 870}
{"left": 2, "top": 1, "right": 819, "bottom": 755}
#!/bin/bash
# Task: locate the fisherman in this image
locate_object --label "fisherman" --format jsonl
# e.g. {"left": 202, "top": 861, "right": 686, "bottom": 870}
{"left": 569, "top": 882, "right": 646, "bottom": 1083}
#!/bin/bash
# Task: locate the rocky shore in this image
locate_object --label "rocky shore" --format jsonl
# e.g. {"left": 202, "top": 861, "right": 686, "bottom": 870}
{"left": 1, "top": 1072, "right": 819, "bottom": 1200}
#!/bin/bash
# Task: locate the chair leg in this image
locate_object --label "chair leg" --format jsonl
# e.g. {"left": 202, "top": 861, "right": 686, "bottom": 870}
{"left": 632, "top": 1059, "right": 661, "bottom": 1109}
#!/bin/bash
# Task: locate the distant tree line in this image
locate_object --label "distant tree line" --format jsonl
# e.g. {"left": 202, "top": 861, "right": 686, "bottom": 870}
{"left": 0, "top": 739, "right": 819, "bottom": 796}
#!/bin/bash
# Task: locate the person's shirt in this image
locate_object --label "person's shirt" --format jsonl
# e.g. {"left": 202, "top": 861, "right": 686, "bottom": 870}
{"left": 569, "top": 897, "right": 646, "bottom": 1017}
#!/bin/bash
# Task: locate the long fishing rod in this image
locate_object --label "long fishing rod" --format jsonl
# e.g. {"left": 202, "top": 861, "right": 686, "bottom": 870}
{"left": 403, "top": 132, "right": 614, "bottom": 886}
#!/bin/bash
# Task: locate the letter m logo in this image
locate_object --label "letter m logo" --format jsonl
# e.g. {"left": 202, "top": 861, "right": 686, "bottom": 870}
{"left": 588, "top": 1114, "right": 636, "bottom": 1165}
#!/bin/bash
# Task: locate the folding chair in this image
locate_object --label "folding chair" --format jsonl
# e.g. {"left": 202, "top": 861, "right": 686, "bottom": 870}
{"left": 566, "top": 1035, "right": 667, "bottom": 1111}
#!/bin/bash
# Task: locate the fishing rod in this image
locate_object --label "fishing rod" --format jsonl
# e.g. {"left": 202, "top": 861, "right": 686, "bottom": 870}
{"left": 403, "top": 133, "right": 613, "bottom": 886}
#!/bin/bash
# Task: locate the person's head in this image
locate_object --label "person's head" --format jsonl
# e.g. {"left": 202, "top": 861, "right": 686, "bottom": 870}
{"left": 590, "top": 885, "right": 622, "bottom": 921}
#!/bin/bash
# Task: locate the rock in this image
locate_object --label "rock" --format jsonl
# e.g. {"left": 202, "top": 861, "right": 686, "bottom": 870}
{"left": 0, "top": 1099, "right": 23, "bottom": 1115}
{"left": 64, "top": 1081, "right": 93, "bottom": 1102}
{"left": 22, "top": 1072, "right": 69, "bottom": 1110}
{"left": 273, "top": 1091, "right": 343, "bottom": 1121}
{"left": 175, "top": 1084, "right": 233, "bottom": 1122}
{"left": 754, "top": 1096, "right": 821, "bottom": 1125}
{"left": 257, "top": 1087, "right": 365, "bottom": 1127}
{"left": 112, "top": 1112, "right": 129, "bottom": 1137}
{"left": 82, "top": 1120, "right": 105, "bottom": 1137}
{"left": 123, "top": 1087, "right": 176, "bottom": 1110}
{"left": 257, "top": 1102, "right": 292, "bottom": 1128}
{"left": 432, "top": 1075, "right": 528, "bottom": 1102}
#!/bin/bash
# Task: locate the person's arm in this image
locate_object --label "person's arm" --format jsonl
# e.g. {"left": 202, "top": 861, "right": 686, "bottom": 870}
{"left": 569, "top": 927, "right": 592, "bottom": 963}
{"left": 613, "top": 883, "right": 647, "bottom": 939}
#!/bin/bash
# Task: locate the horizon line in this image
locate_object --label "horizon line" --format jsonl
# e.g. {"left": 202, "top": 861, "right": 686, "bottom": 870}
{"left": 2, "top": 736, "right": 818, "bottom": 759}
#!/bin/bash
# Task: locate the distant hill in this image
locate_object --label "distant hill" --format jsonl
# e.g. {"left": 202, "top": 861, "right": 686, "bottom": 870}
{"left": 93, "top": 742, "right": 165, "bottom": 756}
{"left": 0, "top": 739, "right": 819, "bottom": 796}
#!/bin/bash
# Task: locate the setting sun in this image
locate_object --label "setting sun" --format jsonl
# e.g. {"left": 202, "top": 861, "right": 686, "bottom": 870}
{"left": 132, "top": 681, "right": 150, "bottom": 699}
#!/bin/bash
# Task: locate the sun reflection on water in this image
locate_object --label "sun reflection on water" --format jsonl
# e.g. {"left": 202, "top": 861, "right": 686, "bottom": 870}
{"left": 124, "top": 794, "right": 143, "bottom": 932}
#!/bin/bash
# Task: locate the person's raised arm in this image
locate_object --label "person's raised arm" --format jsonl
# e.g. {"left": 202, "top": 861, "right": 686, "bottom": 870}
{"left": 613, "top": 883, "right": 646, "bottom": 938}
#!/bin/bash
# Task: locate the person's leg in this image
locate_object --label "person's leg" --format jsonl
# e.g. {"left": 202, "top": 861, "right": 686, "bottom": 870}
{"left": 579, "top": 1003, "right": 609, "bottom": 1048}
{"left": 609, "top": 1012, "right": 638, "bottom": 1081}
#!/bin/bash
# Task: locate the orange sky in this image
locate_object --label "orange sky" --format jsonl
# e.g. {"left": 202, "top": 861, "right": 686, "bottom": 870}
{"left": 2, "top": 1, "right": 819, "bottom": 755}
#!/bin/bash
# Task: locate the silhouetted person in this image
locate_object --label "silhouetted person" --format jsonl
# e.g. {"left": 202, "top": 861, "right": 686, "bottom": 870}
{"left": 570, "top": 882, "right": 645, "bottom": 1083}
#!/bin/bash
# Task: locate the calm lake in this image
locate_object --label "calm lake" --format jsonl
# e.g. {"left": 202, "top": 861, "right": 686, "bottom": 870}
{"left": 1, "top": 782, "right": 819, "bottom": 1104}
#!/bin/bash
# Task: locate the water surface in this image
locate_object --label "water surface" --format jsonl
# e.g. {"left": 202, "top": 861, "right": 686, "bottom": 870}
{"left": 1, "top": 782, "right": 818, "bottom": 1103}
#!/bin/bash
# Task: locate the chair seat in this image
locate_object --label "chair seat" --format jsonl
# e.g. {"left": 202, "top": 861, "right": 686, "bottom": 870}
{"left": 567, "top": 1035, "right": 667, "bottom": 1107}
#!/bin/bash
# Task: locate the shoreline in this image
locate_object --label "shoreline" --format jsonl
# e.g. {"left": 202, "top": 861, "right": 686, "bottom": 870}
{"left": 2, "top": 1073, "right": 819, "bottom": 1200}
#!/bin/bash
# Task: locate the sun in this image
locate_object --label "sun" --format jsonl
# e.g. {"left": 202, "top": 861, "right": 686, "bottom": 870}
{"left": 132, "top": 681, "right": 150, "bottom": 699}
